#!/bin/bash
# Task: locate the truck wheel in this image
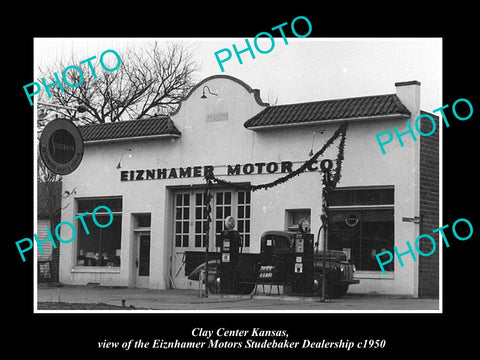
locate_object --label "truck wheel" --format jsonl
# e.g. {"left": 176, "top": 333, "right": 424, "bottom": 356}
{"left": 239, "top": 283, "right": 256, "bottom": 294}
{"left": 313, "top": 274, "right": 330, "bottom": 297}
{"left": 332, "top": 284, "right": 349, "bottom": 298}
{"left": 207, "top": 277, "right": 220, "bottom": 294}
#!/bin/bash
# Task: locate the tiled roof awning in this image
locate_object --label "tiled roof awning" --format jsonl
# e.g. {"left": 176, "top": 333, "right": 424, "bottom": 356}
{"left": 78, "top": 116, "right": 181, "bottom": 143}
{"left": 244, "top": 94, "right": 411, "bottom": 129}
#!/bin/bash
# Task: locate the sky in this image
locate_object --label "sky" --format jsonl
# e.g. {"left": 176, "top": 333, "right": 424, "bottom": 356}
{"left": 34, "top": 37, "right": 442, "bottom": 112}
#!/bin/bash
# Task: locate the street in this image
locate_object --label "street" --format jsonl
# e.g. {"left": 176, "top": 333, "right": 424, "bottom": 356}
{"left": 36, "top": 285, "right": 439, "bottom": 311}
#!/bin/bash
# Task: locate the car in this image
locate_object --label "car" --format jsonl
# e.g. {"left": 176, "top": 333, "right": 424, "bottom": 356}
{"left": 187, "top": 230, "right": 359, "bottom": 298}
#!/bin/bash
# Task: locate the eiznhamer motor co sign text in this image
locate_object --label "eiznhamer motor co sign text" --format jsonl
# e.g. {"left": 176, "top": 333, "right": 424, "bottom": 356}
{"left": 120, "top": 160, "right": 320, "bottom": 181}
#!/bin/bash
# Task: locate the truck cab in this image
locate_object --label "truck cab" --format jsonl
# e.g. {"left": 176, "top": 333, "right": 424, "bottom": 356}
{"left": 186, "top": 229, "right": 359, "bottom": 298}
{"left": 260, "top": 230, "right": 359, "bottom": 297}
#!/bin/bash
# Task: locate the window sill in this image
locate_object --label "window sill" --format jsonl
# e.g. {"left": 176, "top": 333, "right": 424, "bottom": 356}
{"left": 355, "top": 271, "right": 394, "bottom": 280}
{"left": 71, "top": 266, "right": 121, "bottom": 274}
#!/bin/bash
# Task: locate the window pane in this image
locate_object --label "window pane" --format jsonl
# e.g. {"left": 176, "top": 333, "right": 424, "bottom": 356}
{"left": 328, "top": 191, "right": 353, "bottom": 206}
{"left": 216, "top": 192, "right": 223, "bottom": 204}
{"left": 216, "top": 220, "right": 222, "bottom": 233}
{"left": 225, "top": 207, "right": 231, "bottom": 217}
{"left": 195, "top": 221, "right": 202, "bottom": 233}
{"left": 196, "top": 193, "right": 203, "bottom": 205}
{"left": 238, "top": 206, "right": 244, "bottom": 218}
{"left": 77, "top": 197, "right": 122, "bottom": 213}
{"left": 183, "top": 194, "right": 190, "bottom": 206}
{"left": 217, "top": 207, "right": 223, "bottom": 219}
{"left": 238, "top": 191, "right": 244, "bottom": 204}
{"left": 176, "top": 207, "right": 182, "bottom": 220}
{"left": 77, "top": 215, "right": 121, "bottom": 267}
{"left": 175, "top": 235, "right": 182, "bottom": 247}
{"left": 195, "top": 235, "right": 201, "bottom": 247}
{"left": 136, "top": 214, "right": 151, "bottom": 227}
{"left": 183, "top": 221, "right": 189, "bottom": 233}
{"left": 183, "top": 207, "right": 189, "bottom": 219}
{"left": 328, "top": 209, "right": 394, "bottom": 271}
{"left": 195, "top": 207, "right": 202, "bottom": 220}
{"left": 328, "top": 188, "right": 394, "bottom": 206}
{"left": 175, "top": 221, "right": 182, "bottom": 234}
{"left": 176, "top": 194, "right": 182, "bottom": 206}
{"left": 225, "top": 192, "right": 231, "bottom": 204}
{"left": 245, "top": 206, "right": 250, "bottom": 218}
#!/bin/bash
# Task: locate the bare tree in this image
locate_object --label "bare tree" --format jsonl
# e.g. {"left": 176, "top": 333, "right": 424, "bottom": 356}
{"left": 37, "top": 147, "right": 77, "bottom": 282}
{"left": 37, "top": 41, "right": 199, "bottom": 124}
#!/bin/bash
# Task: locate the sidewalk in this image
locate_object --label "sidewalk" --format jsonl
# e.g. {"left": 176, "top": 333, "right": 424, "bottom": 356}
{"left": 36, "top": 284, "right": 440, "bottom": 311}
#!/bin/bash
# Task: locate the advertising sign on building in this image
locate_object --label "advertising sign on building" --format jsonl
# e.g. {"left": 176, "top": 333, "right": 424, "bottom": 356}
{"left": 39, "top": 118, "right": 84, "bottom": 175}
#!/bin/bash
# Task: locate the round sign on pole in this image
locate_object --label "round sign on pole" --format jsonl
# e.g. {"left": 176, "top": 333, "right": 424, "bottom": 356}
{"left": 39, "top": 118, "right": 84, "bottom": 175}
{"left": 345, "top": 213, "right": 359, "bottom": 227}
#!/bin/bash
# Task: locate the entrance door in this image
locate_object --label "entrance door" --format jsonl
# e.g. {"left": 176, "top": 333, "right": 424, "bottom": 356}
{"left": 135, "top": 233, "right": 150, "bottom": 288}
{"left": 170, "top": 189, "right": 251, "bottom": 289}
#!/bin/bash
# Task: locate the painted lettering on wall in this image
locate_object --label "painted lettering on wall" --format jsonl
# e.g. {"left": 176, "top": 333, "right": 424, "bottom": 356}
{"left": 214, "top": 16, "right": 312, "bottom": 72}
{"left": 23, "top": 49, "right": 122, "bottom": 106}
{"left": 119, "top": 160, "right": 323, "bottom": 181}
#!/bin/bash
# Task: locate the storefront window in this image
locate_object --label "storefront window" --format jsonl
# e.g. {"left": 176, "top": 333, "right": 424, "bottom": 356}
{"left": 328, "top": 187, "right": 394, "bottom": 272}
{"left": 328, "top": 210, "right": 394, "bottom": 271}
{"left": 76, "top": 217, "right": 122, "bottom": 267}
{"left": 76, "top": 198, "right": 122, "bottom": 267}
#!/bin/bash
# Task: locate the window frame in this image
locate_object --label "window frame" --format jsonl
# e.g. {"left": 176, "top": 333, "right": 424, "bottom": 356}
{"left": 327, "top": 186, "right": 395, "bottom": 278}
{"left": 74, "top": 197, "right": 123, "bottom": 270}
{"left": 172, "top": 187, "right": 251, "bottom": 250}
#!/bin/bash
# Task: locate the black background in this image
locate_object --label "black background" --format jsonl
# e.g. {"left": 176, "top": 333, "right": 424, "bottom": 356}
{"left": 6, "top": 5, "right": 478, "bottom": 357}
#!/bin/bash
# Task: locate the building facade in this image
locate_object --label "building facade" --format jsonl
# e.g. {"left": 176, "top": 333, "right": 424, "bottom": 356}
{"left": 58, "top": 75, "right": 439, "bottom": 298}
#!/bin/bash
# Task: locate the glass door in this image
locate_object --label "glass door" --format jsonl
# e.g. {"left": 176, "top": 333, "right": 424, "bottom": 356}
{"left": 170, "top": 188, "right": 251, "bottom": 289}
{"left": 135, "top": 233, "right": 150, "bottom": 288}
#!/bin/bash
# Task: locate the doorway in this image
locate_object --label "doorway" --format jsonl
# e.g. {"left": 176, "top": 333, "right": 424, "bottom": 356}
{"left": 135, "top": 233, "right": 150, "bottom": 288}
{"left": 170, "top": 188, "right": 251, "bottom": 289}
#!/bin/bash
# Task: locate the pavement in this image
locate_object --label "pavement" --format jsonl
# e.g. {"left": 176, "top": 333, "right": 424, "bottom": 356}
{"left": 36, "top": 284, "right": 440, "bottom": 311}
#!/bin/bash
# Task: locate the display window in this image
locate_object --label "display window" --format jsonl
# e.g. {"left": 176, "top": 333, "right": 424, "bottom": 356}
{"left": 328, "top": 187, "right": 394, "bottom": 272}
{"left": 75, "top": 197, "right": 122, "bottom": 267}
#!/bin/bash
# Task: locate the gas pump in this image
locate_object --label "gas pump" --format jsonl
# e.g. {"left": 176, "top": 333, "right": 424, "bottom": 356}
{"left": 291, "top": 218, "right": 314, "bottom": 295}
{"left": 219, "top": 216, "right": 242, "bottom": 294}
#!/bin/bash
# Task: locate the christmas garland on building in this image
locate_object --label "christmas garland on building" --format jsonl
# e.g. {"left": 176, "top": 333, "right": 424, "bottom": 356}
{"left": 203, "top": 122, "right": 348, "bottom": 192}
{"left": 202, "top": 122, "right": 348, "bottom": 288}
{"left": 318, "top": 123, "right": 348, "bottom": 243}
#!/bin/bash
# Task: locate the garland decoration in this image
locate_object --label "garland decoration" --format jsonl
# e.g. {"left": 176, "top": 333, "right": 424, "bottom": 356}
{"left": 203, "top": 175, "right": 214, "bottom": 296}
{"left": 203, "top": 122, "right": 348, "bottom": 192}
{"left": 202, "top": 122, "right": 348, "bottom": 297}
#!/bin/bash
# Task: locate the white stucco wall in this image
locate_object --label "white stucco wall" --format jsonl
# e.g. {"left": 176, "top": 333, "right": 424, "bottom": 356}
{"left": 59, "top": 76, "right": 422, "bottom": 296}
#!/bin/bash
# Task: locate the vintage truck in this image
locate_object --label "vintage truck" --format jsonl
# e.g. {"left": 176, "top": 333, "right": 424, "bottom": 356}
{"left": 186, "top": 229, "right": 359, "bottom": 298}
